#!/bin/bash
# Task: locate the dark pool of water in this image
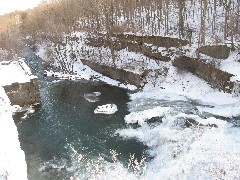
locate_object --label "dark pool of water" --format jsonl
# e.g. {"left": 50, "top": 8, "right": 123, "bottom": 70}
{"left": 14, "top": 78, "right": 148, "bottom": 180}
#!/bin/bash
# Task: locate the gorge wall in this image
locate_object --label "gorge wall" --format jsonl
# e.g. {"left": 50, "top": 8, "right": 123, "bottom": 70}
{"left": 81, "top": 59, "right": 148, "bottom": 88}
{"left": 173, "top": 56, "right": 238, "bottom": 94}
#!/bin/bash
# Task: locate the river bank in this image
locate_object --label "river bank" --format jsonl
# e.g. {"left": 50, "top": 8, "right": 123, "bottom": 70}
{"left": 0, "top": 60, "right": 31, "bottom": 180}
{"left": 32, "top": 31, "right": 240, "bottom": 179}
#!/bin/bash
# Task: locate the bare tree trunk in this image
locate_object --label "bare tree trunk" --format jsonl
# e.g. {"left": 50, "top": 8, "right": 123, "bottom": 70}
{"left": 200, "top": 0, "right": 207, "bottom": 45}
{"left": 224, "top": 0, "right": 231, "bottom": 40}
{"left": 213, "top": 0, "right": 217, "bottom": 37}
{"left": 158, "top": 0, "right": 163, "bottom": 35}
{"left": 165, "top": 0, "right": 169, "bottom": 36}
{"left": 178, "top": 0, "right": 185, "bottom": 38}
{"left": 237, "top": 0, "right": 240, "bottom": 35}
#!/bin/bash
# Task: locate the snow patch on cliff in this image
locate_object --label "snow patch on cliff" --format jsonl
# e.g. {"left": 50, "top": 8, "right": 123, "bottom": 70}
{"left": 0, "top": 87, "right": 27, "bottom": 180}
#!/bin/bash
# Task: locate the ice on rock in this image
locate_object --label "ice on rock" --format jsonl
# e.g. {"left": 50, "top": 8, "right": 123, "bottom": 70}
{"left": 94, "top": 104, "right": 118, "bottom": 114}
{"left": 43, "top": 70, "right": 91, "bottom": 80}
{"left": 125, "top": 106, "right": 171, "bottom": 125}
{"left": 93, "top": 92, "right": 101, "bottom": 96}
{"left": 0, "top": 60, "right": 37, "bottom": 86}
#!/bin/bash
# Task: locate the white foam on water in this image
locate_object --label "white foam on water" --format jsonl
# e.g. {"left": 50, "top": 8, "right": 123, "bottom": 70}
{"left": 112, "top": 71, "right": 240, "bottom": 179}
{"left": 38, "top": 144, "right": 146, "bottom": 180}
{"left": 124, "top": 106, "right": 171, "bottom": 125}
{"left": 117, "top": 109, "right": 240, "bottom": 179}
{"left": 198, "top": 102, "right": 240, "bottom": 118}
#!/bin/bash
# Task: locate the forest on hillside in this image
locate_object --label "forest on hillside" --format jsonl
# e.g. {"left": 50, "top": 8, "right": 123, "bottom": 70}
{"left": 0, "top": 0, "right": 240, "bottom": 57}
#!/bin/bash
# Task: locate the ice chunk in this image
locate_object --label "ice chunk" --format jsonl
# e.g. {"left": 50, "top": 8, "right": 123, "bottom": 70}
{"left": 125, "top": 106, "right": 171, "bottom": 125}
{"left": 94, "top": 104, "right": 118, "bottom": 114}
{"left": 93, "top": 92, "right": 101, "bottom": 96}
{"left": 84, "top": 93, "right": 99, "bottom": 102}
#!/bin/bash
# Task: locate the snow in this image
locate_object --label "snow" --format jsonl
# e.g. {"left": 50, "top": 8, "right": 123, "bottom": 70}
{"left": 0, "top": 87, "right": 27, "bottom": 180}
{"left": 94, "top": 104, "right": 118, "bottom": 115}
{"left": 220, "top": 52, "right": 240, "bottom": 81}
{"left": 44, "top": 61, "right": 137, "bottom": 90}
{"left": 44, "top": 70, "right": 91, "bottom": 80}
{"left": 0, "top": 59, "right": 34, "bottom": 180}
{"left": 125, "top": 106, "right": 171, "bottom": 125}
{"left": 0, "top": 58, "right": 37, "bottom": 86}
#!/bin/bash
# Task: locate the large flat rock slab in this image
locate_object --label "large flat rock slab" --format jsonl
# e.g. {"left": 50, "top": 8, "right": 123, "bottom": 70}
{"left": 198, "top": 45, "right": 230, "bottom": 59}
{"left": 0, "top": 59, "right": 41, "bottom": 106}
{"left": 81, "top": 59, "right": 148, "bottom": 88}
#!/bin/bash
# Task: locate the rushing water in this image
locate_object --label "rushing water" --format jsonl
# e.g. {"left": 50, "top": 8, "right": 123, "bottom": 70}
{"left": 15, "top": 47, "right": 240, "bottom": 179}
{"left": 15, "top": 49, "right": 148, "bottom": 179}
{"left": 16, "top": 79, "right": 150, "bottom": 180}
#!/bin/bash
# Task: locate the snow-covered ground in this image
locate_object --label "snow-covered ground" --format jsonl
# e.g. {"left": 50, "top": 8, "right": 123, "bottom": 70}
{"left": 220, "top": 52, "right": 240, "bottom": 82}
{"left": 0, "top": 87, "right": 27, "bottom": 180}
{"left": 0, "top": 59, "right": 34, "bottom": 180}
{"left": 0, "top": 59, "right": 37, "bottom": 86}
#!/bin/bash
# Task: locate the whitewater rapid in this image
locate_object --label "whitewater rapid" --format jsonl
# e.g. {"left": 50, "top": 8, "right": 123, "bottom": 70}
{"left": 43, "top": 90, "right": 240, "bottom": 180}
{"left": 114, "top": 88, "right": 240, "bottom": 179}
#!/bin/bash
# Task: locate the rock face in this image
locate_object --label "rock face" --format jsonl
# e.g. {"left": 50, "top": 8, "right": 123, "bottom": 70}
{"left": 0, "top": 59, "right": 41, "bottom": 107}
{"left": 81, "top": 59, "right": 148, "bottom": 87}
{"left": 3, "top": 78, "right": 41, "bottom": 106}
{"left": 198, "top": 45, "right": 230, "bottom": 59}
{"left": 113, "top": 34, "right": 189, "bottom": 48}
{"left": 87, "top": 33, "right": 189, "bottom": 62}
{"left": 127, "top": 43, "right": 171, "bottom": 62}
{"left": 173, "top": 56, "right": 235, "bottom": 93}
{"left": 86, "top": 33, "right": 238, "bottom": 95}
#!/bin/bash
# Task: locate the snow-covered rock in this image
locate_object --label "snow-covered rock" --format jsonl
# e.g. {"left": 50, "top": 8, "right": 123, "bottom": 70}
{"left": 94, "top": 104, "right": 118, "bottom": 115}
{"left": 0, "top": 59, "right": 37, "bottom": 86}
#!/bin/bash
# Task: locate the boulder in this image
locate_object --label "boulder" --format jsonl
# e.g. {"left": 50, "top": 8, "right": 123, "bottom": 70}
{"left": 198, "top": 45, "right": 230, "bottom": 59}
{"left": 173, "top": 56, "right": 235, "bottom": 93}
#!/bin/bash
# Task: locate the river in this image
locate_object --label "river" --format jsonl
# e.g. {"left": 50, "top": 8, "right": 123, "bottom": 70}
{"left": 14, "top": 49, "right": 149, "bottom": 179}
{"left": 14, "top": 47, "right": 240, "bottom": 179}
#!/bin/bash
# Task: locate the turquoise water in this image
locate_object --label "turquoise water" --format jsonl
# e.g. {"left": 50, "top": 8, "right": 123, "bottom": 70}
{"left": 15, "top": 76, "right": 148, "bottom": 179}
{"left": 13, "top": 50, "right": 148, "bottom": 179}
